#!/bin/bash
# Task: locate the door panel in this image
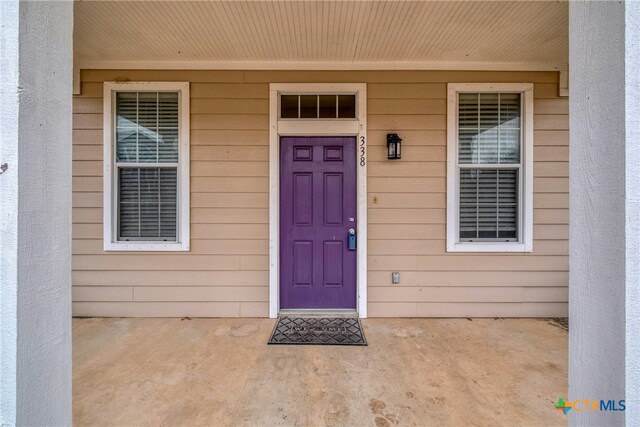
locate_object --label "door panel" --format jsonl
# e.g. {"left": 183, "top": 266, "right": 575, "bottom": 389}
{"left": 323, "top": 241, "right": 343, "bottom": 287}
{"left": 293, "top": 173, "right": 313, "bottom": 226}
{"left": 324, "top": 173, "right": 343, "bottom": 226}
{"left": 293, "top": 241, "right": 313, "bottom": 287}
{"left": 280, "top": 136, "right": 357, "bottom": 309}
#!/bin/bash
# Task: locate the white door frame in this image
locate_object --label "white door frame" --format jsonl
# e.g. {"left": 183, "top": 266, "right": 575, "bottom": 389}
{"left": 269, "top": 83, "right": 368, "bottom": 318}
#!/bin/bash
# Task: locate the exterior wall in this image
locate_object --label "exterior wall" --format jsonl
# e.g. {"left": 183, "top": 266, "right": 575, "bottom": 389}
{"left": 72, "top": 70, "right": 568, "bottom": 317}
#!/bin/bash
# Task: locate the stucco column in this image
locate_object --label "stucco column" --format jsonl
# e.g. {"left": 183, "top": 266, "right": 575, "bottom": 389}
{"left": 569, "top": 1, "right": 639, "bottom": 425}
{"left": 0, "top": 1, "right": 73, "bottom": 425}
{"left": 625, "top": 2, "right": 640, "bottom": 424}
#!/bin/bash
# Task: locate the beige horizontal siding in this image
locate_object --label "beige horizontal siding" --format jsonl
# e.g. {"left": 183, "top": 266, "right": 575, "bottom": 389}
{"left": 72, "top": 302, "right": 266, "bottom": 317}
{"left": 73, "top": 270, "right": 269, "bottom": 286}
{"left": 370, "top": 302, "right": 568, "bottom": 317}
{"left": 368, "top": 286, "right": 568, "bottom": 303}
{"left": 72, "top": 69, "right": 569, "bottom": 317}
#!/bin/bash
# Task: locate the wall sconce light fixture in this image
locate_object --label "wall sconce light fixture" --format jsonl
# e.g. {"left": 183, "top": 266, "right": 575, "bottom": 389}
{"left": 387, "top": 133, "right": 402, "bottom": 160}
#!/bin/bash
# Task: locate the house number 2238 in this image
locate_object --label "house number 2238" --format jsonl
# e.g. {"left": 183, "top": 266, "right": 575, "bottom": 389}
{"left": 359, "top": 136, "right": 366, "bottom": 166}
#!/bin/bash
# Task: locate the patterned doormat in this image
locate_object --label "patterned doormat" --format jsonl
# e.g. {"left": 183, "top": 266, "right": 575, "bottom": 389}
{"left": 268, "top": 317, "right": 367, "bottom": 346}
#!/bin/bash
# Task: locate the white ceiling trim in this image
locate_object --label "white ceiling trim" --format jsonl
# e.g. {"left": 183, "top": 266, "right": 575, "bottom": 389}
{"left": 77, "top": 60, "right": 567, "bottom": 72}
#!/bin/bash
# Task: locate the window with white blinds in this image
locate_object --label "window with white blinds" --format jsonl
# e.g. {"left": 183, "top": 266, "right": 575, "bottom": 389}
{"left": 458, "top": 93, "right": 520, "bottom": 241}
{"left": 103, "top": 82, "right": 190, "bottom": 251}
{"left": 116, "top": 92, "right": 178, "bottom": 241}
{"left": 447, "top": 83, "right": 533, "bottom": 252}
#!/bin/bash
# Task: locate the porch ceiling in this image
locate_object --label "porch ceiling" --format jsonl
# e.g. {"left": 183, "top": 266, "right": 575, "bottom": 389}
{"left": 74, "top": 0, "right": 568, "bottom": 70}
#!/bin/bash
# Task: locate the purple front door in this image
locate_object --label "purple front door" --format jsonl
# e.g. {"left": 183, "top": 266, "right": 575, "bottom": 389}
{"left": 280, "top": 136, "right": 357, "bottom": 309}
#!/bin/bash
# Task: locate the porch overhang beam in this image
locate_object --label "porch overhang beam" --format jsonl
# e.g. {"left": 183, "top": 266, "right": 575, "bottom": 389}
{"left": 73, "top": 60, "right": 569, "bottom": 97}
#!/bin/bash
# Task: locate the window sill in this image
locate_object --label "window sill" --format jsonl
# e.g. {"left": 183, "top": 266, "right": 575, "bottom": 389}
{"left": 447, "top": 242, "right": 532, "bottom": 253}
{"left": 104, "top": 241, "right": 190, "bottom": 252}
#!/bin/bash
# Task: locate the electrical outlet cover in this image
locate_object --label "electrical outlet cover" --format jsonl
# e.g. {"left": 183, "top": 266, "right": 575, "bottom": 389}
{"left": 392, "top": 272, "right": 400, "bottom": 284}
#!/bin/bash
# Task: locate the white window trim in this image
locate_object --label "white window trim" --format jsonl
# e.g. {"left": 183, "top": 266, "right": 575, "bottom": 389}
{"left": 102, "top": 81, "right": 190, "bottom": 251}
{"left": 446, "top": 83, "right": 534, "bottom": 253}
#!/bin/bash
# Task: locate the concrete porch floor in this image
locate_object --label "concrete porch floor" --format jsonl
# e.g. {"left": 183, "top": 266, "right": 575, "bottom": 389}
{"left": 73, "top": 318, "right": 567, "bottom": 426}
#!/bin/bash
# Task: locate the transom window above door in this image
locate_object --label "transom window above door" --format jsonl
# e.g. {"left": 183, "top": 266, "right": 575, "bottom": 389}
{"left": 280, "top": 94, "right": 356, "bottom": 119}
